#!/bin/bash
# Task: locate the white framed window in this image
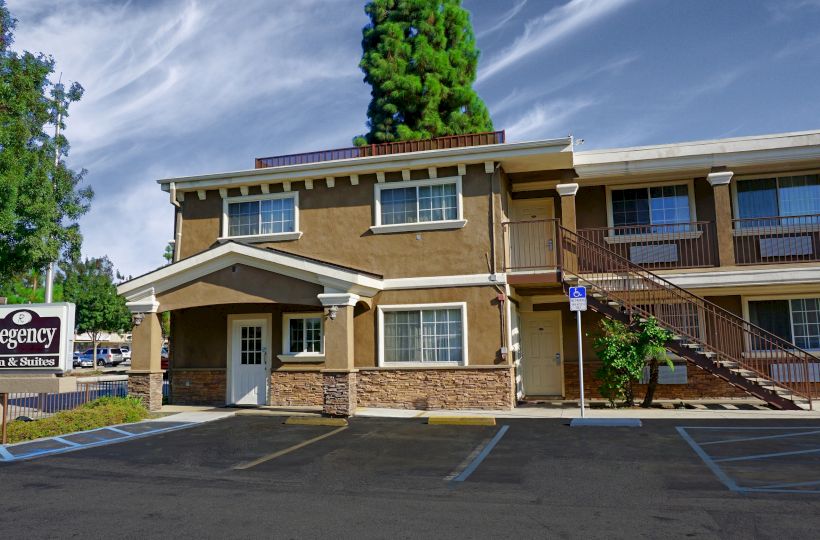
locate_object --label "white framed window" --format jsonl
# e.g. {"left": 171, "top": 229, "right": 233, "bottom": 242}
{"left": 605, "top": 181, "right": 696, "bottom": 234}
{"left": 744, "top": 296, "right": 820, "bottom": 351}
{"left": 279, "top": 313, "right": 324, "bottom": 362}
{"left": 371, "top": 176, "right": 467, "bottom": 234}
{"left": 221, "top": 192, "right": 302, "bottom": 242}
{"left": 733, "top": 173, "right": 820, "bottom": 228}
{"left": 378, "top": 302, "right": 468, "bottom": 366}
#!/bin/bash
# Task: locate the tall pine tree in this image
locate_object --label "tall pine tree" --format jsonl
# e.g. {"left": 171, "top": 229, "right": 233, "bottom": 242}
{"left": 0, "top": 1, "right": 92, "bottom": 282}
{"left": 355, "top": 0, "right": 493, "bottom": 144}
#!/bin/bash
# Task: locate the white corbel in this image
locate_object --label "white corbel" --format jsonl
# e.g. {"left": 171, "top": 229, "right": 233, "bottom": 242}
{"left": 401, "top": 169, "right": 411, "bottom": 181}
{"left": 261, "top": 184, "right": 270, "bottom": 194}
{"left": 326, "top": 177, "right": 335, "bottom": 188}
{"left": 457, "top": 164, "right": 466, "bottom": 176}
{"left": 428, "top": 167, "right": 437, "bottom": 179}
{"left": 707, "top": 171, "right": 733, "bottom": 186}
{"left": 283, "top": 181, "right": 291, "bottom": 192}
{"left": 176, "top": 191, "right": 185, "bottom": 202}
{"left": 305, "top": 179, "right": 314, "bottom": 190}
{"left": 376, "top": 171, "right": 385, "bottom": 183}
{"left": 350, "top": 174, "right": 359, "bottom": 186}
{"left": 240, "top": 186, "right": 249, "bottom": 196}
{"left": 484, "top": 161, "right": 495, "bottom": 174}
{"left": 219, "top": 188, "right": 228, "bottom": 199}
{"left": 196, "top": 190, "right": 206, "bottom": 201}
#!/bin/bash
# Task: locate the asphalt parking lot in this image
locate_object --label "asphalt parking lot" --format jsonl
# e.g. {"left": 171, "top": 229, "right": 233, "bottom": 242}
{"left": 2, "top": 416, "right": 819, "bottom": 539}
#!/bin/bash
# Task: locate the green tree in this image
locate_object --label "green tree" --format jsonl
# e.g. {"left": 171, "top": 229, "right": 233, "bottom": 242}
{"left": 162, "top": 241, "right": 174, "bottom": 265}
{"left": 355, "top": 0, "right": 493, "bottom": 144}
{"left": 593, "top": 317, "right": 672, "bottom": 407}
{"left": 62, "top": 257, "right": 131, "bottom": 365}
{"left": 0, "top": 1, "right": 93, "bottom": 282}
{"left": 0, "top": 268, "right": 63, "bottom": 303}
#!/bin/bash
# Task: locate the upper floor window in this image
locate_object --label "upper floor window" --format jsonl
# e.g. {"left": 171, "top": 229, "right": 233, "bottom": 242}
{"left": 372, "top": 177, "right": 466, "bottom": 234}
{"left": 609, "top": 183, "right": 693, "bottom": 234}
{"left": 221, "top": 193, "right": 301, "bottom": 242}
{"left": 735, "top": 174, "right": 820, "bottom": 227}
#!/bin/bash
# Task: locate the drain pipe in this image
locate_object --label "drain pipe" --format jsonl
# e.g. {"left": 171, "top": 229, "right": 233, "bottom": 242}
{"left": 169, "top": 182, "right": 182, "bottom": 262}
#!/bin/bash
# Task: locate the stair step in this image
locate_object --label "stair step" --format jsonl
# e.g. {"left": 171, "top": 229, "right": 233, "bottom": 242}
{"left": 671, "top": 335, "right": 683, "bottom": 341}
{"left": 695, "top": 350, "right": 716, "bottom": 358}
{"left": 607, "top": 301, "right": 620, "bottom": 307}
{"left": 682, "top": 343, "right": 700, "bottom": 349}
{"left": 592, "top": 293, "right": 605, "bottom": 299}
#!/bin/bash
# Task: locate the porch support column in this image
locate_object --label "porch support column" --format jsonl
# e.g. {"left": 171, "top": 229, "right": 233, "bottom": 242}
{"left": 556, "top": 183, "right": 579, "bottom": 232}
{"left": 126, "top": 290, "right": 163, "bottom": 412}
{"left": 128, "top": 312, "right": 164, "bottom": 411}
{"left": 707, "top": 170, "right": 735, "bottom": 267}
{"left": 318, "top": 293, "right": 359, "bottom": 417}
{"left": 556, "top": 183, "right": 580, "bottom": 274}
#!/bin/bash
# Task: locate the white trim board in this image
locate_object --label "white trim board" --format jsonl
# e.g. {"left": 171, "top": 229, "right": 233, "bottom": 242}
{"left": 659, "top": 266, "right": 820, "bottom": 289}
{"left": 117, "top": 243, "right": 507, "bottom": 303}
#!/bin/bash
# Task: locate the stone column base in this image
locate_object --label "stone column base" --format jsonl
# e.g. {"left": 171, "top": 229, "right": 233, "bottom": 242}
{"left": 322, "top": 370, "right": 357, "bottom": 417}
{"left": 129, "top": 371, "right": 164, "bottom": 412}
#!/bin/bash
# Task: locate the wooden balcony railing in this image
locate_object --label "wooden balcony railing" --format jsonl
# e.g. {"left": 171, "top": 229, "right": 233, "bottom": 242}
{"left": 502, "top": 219, "right": 559, "bottom": 272}
{"left": 577, "top": 222, "right": 718, "bottom": 270}
{"left": 733, "top": 214, "right": 820, "bottom": 265}
{"left": 255, "top": 130, "right": 506, "bottom": 169}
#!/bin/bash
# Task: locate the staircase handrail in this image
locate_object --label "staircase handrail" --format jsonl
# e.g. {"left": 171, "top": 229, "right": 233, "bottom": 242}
{"left": 558, "top": 225, "right": 815, "bottom": 404}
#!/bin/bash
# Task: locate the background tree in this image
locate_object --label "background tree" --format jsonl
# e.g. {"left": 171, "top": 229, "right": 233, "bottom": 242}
{"left": 162, "top": 241, "right": 174, "bottom": 265}
{"left": 62, "top": 257, "right": 131, "bottom": 365}
{"left": 0, "top": 1, "right": 93, "bottom": 282}
{"left": 355, "top": 0, "right": 493, "bottom": 144}
{"left": 0, "top": 268, "right": 63, "bottom": 303}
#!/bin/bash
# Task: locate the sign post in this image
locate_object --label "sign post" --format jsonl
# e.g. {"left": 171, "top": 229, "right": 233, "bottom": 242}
{"left": 568, "top": 286, "right": 587, "bottom": 418}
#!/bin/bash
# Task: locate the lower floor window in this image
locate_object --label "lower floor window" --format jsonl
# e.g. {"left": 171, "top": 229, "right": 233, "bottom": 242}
{"left": 748, "top": 298, "right": 820, "bottom": 350}
{"left": 382, "top": 306, "right": 465, "bottom": 364}
{"left": 284, "top": 314, "right": 323, "bottom": 354}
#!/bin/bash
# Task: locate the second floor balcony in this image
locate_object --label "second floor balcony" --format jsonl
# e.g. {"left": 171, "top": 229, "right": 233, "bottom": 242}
{"left": 502, "top": 215, "right": 820, "bottom": 274}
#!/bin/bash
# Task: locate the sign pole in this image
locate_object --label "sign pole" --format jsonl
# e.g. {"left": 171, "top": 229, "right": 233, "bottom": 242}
{"left": 577, "top": 310, "right": 585, "bottom": 418}
{"left": 568, "top": 285, "right": 587, "bottom": 419}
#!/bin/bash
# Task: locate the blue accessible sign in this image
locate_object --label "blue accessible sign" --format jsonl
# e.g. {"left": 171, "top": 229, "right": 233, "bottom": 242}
{"left": 568, "top": 286, "right": 587, "bottom": 312}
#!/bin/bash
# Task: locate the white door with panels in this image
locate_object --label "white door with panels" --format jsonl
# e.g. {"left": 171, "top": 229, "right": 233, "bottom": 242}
{"left": 230, "top": 318, "right": 269, "bottom": 405}
{"left": 520, "top": 311, "right": 563, "bottom": 396}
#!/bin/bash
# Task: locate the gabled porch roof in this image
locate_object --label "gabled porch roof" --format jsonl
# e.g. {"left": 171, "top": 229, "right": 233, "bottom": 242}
{"left": 117, "top": 241, "right": 383, "bottom": 312}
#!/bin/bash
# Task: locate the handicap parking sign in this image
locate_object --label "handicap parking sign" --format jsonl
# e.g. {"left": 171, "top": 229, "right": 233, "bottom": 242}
{"left": 568, "top": 286, "right": 587, "bottom": 311}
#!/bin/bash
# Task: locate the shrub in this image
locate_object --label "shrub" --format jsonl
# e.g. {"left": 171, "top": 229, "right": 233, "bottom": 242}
{"left": 593, "top": 316, "right": 672, "bottom": 407}
{"left": 5, "top": 396, "right": 149, "bottom": 444}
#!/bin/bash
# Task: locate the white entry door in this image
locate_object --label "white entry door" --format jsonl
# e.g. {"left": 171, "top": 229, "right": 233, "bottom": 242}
{"left": 520, "top": 311, "right": 563, "bottom": 396}
{"left": 230, "top": 318, "right": 269, "bottom": 405}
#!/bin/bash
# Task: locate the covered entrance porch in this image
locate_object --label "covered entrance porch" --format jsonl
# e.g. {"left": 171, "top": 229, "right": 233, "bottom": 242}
{"left": 117, "top": 242, "right": 381, "bottom": 416}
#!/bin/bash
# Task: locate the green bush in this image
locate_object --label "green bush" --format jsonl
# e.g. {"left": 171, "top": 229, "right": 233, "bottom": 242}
{"left": 5, "top": 396, "right": 149, "bottom": 444}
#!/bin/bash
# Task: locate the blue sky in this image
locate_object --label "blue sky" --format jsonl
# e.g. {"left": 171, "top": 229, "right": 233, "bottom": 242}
{"left": 8, "top": 0, "right": 820, "bottom": 277}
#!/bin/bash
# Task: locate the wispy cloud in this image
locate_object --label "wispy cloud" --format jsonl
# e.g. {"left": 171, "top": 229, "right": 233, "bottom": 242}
{"left": 504, "top": 97, "right": 596, "bottom": 141}
{"left": 477, "top": 0, "right": 633, "bottom": 83}
{"left": 490, "top": 54, "right": 636, "bottom": 116}
{"left": 9, "top": 0, "right": 367, "bottom": 275}
{"left": 475, "top": 0, "right": 527, "bottom": 38}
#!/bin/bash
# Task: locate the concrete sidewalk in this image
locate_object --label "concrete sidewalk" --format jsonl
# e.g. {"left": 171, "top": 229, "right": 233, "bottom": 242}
{"left": 356, "top": 405, "right": 820, "bottom": 420}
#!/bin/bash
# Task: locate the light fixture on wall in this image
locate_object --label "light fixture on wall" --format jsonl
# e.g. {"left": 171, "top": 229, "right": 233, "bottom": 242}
{"left": 132, "top": 312, "right": 145, "bottom": 327}
{"left": 327, "top": 305, "right": 338, "bottom": 320}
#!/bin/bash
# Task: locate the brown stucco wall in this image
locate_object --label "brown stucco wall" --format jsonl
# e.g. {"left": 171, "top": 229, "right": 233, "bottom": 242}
{"left": 170, "top": 302, "right": 320, "bottom": 370}
{"left": 575, "top": 185, "right": 608, "bottom": 230}
{"left": 353, "top": 286, "right": 506, "bottom": 368}
{"left": 177, "top": 165, "right": 499, "bottom": 278}
{"left": 158, "top": 264, "right": 322, "bottom": 312}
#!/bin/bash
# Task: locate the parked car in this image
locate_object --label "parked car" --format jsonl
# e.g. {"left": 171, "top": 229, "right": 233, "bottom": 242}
{"left": 73, "top": 351, "right": 93, "bottom": 368}
{"left": 79, "top": 347, "right": 125, "bottom": 367}
{"left": 120, "top": 345, "right": 131, "bottom": 362}
{"left": 161, "top": 346, "right": 169, "bottom": 370}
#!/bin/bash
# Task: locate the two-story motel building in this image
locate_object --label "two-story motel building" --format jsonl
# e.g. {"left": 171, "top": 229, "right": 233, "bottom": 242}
{"left": 118, "top": 130, "right": 820, "bottom": 414}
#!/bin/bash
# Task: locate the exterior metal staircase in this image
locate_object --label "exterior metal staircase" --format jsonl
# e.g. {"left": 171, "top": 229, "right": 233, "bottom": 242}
{"left": 557, "top": 225, "right": 816, "bottom": 410}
